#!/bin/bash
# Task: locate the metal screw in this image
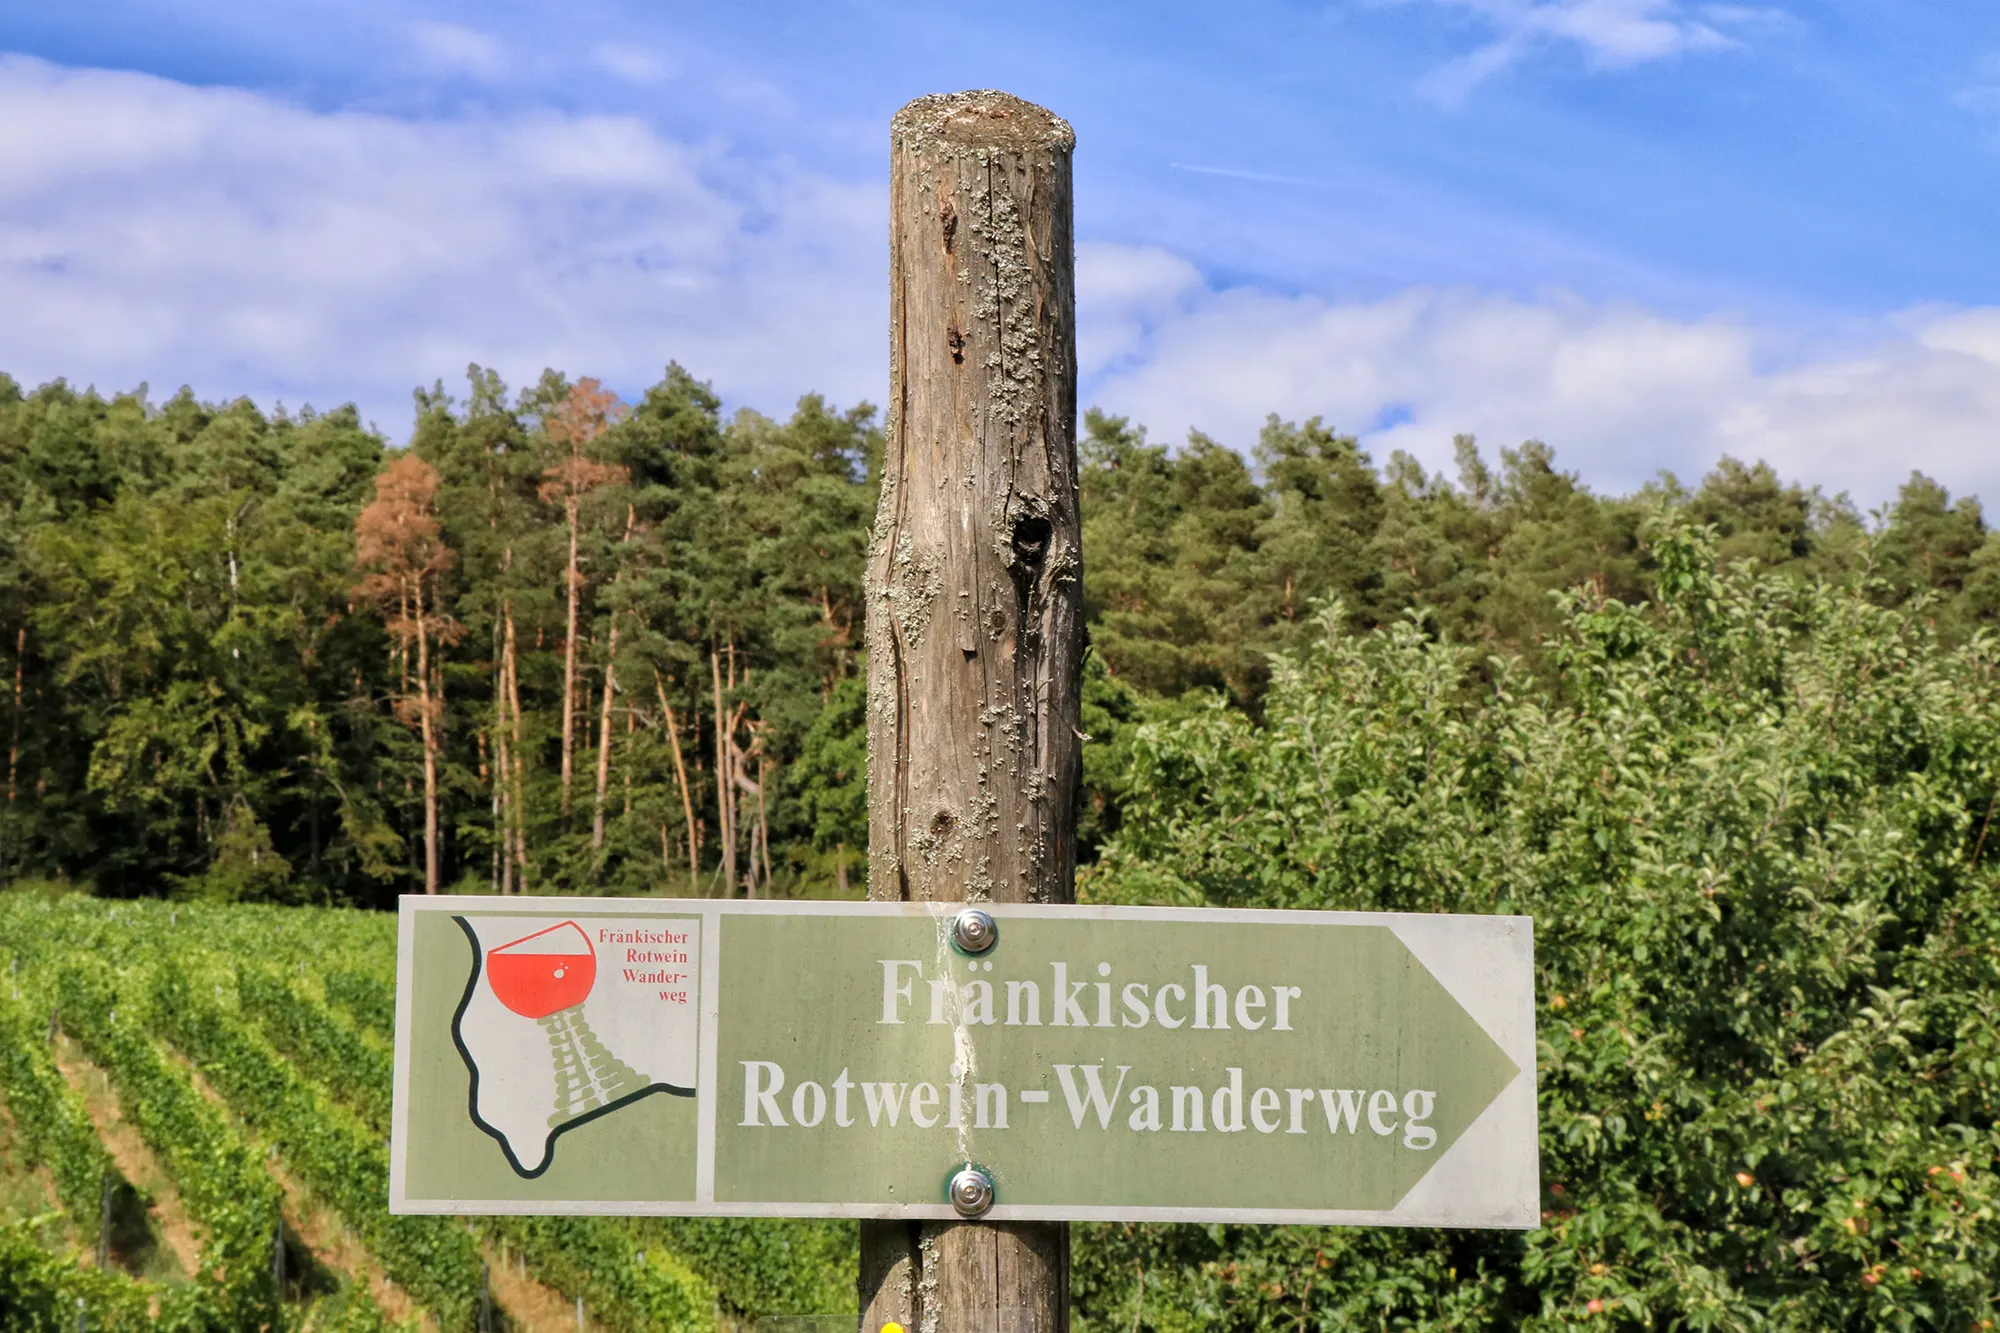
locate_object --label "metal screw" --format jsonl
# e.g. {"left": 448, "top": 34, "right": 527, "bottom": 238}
{"left": 950, "top": 909, "right": 998, "bottom": 955}
{"left": 948, "top": 1165, "right": 996, "bottom": 1218}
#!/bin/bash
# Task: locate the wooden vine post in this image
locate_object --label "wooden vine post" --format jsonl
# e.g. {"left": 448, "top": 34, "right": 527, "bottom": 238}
{"left": 861, "top": 90, "right": 1082, "bottom": 1333}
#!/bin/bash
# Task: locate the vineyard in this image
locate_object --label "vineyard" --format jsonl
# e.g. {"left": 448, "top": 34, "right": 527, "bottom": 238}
{"left": 0, "top": 895, "right": 856, "bottom": 1331}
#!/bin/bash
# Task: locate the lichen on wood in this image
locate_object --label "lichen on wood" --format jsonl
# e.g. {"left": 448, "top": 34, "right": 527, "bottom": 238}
{"left": 866, "top": 88, "right": 1081, "bottom": 909}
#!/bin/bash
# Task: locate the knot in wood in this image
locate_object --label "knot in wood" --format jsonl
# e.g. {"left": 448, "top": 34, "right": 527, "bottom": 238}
{"left": 1010, "top": 515, "right": 1052, "bottom": 569}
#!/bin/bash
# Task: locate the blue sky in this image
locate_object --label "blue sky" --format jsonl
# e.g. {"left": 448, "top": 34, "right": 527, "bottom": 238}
{"left": 3, "top": 1, "right": 1997, "bottom": 504}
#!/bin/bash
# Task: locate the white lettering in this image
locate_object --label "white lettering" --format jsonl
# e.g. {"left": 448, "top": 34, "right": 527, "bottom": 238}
{"left": 1320, "top": 1089, "right": 1364, "bottom": 1134}
{"left": 1286, "top": 1087, "right": 1312, "bottom": 1134}
{"left": 1128, "top": 1085, "right": 1162, "bottom": 1132}
{"left": 976, "top": 1083, "right": 1009, "bottom": 1129}
{"left": 879, "top": 961, "right": 920, "bottom": 1025}
{"left": 1368, "top": 1089, "right": 1399, "bottom": 1136}
{"left": 791, "top": 1081, "right": 826, "bottom": 1128}
{"left": 1273, "top": 985, "right": 1301, "bottom": 1030}
{"left": 1234, "top": 985, "right": 1266, "bottom": 1031}
{"left": 1007, "top": 979, "right": 1041, "bottom": 1026}
{"left": 1193, "top": 966, "right": 1229, "bottom": 1030}
{"left": 961, "top": 979, "right": 996, "bottom": 1025}
{"left": 861, "top": 1082, "right": 908, "bottom": 1127}
{"left": 1154, "top": 983, "right": 1186, "bottom": 1029}
{"left": 1402, "top": 1090, "right": 1436, "bottom": 1149}
{"left": 1250, "top": 1086, "right": 1281, "bottom": 1133}
{"left": 1211, "top": 1067, "right": 1245, "bottom": 1133}
{"left": 910, "top": 1082, "right": 941, "bottom": 1128}
{"left": 1052, "top": 963, "right": 1090, "bottom": 1027}
{"left": 833, "top": 1068, "right": 855, "bottom": 1126}
{"left": 1054, "top": 1064, "right": 1131, "bottom": 1129}
{"left": 741, "top": 1061, "right": 786, "bottom": 1127}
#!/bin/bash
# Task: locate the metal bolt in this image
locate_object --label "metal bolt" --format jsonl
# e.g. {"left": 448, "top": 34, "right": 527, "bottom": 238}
{"left": 948, "top": 1164, "right": 996, "bottom": 1218}
{"left": 950, "top": 909, "right": 998, "bottom": 955}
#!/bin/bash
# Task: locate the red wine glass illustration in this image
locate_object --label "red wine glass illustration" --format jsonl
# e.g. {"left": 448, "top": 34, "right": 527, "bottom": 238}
{"left": 486, "top": 922, "right": 646, "bottom": 1127}
{"left": 488, "top": 921, "right": 597, "bottom": 1017}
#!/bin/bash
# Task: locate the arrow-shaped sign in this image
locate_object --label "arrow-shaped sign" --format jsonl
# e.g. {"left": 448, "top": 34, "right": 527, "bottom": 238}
{"left": 392, "top": 900, "right": 1538, "bottom": 1228}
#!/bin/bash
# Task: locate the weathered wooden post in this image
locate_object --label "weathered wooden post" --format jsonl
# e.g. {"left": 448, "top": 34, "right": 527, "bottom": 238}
{"left": 860, "top": 89, "right": 1082, "bottom": 1333}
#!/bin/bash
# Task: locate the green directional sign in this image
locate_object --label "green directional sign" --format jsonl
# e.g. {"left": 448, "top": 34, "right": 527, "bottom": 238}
{"left": 390, "top": 898, "right": 1538, "bottom": 1227}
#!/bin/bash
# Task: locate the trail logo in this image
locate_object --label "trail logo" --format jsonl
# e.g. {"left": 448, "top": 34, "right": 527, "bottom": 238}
{"left": 451, "top": 915, "right": 699, "bottom": 1175}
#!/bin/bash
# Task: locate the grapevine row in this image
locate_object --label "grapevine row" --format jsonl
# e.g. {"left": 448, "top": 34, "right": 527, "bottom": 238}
{"left": 482, "top": 1215, "right": 715, "bottom": 1333}
{"left": 0, "top": 1215, "right": 154, "bottom": 1333}
{"left": 54, "top": 958, "right": 283, "bottom": 1330}
{"left": 0, "top": 1212, "right": 401, "bottom": 1333}
{"left": 233, "top": 965, "right": 719, "bottom": 1330}
{"left": 5, "top": 898, "right": 849, "bottom": 1329}
{"left": 225, "top": 927, "right": 849, "bottom": 1325}
{"left": 149, "top": 962, "right": 485, "bottom": 1332}
{"left": 322, "top": 967, "right": 396, "bottom": 1039}
{"left": 6, "top": 908, "right": 409, "bottom": 1331}
{"left": 0, "top": 989, "right": 136, "bottom": 1230}
{"left": 236, "top": 967, "right": 393, "bottom": 1132}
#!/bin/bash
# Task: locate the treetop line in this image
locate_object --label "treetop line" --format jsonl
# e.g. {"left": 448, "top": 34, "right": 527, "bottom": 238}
{"left": 0, "top": 364, "right": 1988, "bottom": 910}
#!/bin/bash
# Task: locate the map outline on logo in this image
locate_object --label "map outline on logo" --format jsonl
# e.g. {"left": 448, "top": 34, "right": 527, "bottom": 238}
{"left": 449, "top": 915, "right": 696, "bottom": 1179}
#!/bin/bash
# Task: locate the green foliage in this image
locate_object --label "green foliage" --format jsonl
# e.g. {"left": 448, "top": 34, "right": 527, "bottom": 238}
{"left": 0, "top": 1216, "right": 153, "bottom": 1333}
{"left": 322, "top": 967, "right": 396, "bottom": 1038}
{"left": 486, "top": 1216, "right": 714, "bottom": 1333}
{"left": 51, "top": 959, "right": 282, "bottom": 1329}
{"left": 792, "top": 673, "right": 868, "bottom": 890}
{"left": 2, "top": 367, "right": 1996, "bottom": 902}
{"left": 236, "top": 966, "right": 393, "bottom": 1131}
{"left": 6, "top": 362, "right": 2000, "bottom": 1328}
{"left": 150, "top": 964, "right": 484, "bottom": 1330}
{"left": 0, "top": 1211, "right": 386, "bottom": 1333}
{"left": 634, "top": 1215, "right": 858, "bottom": 1319}
{"left": 0, "top": 993, "right": 130, "bottom": 1227}
{"left": 1079, "top": 525, "right": 2000, "bottom": 1330}
{"left": 0, "top": 896, "right": 863, "bottom": 1329}
{"left": 2, "top": 903, "right": 432, "bottom": 1328}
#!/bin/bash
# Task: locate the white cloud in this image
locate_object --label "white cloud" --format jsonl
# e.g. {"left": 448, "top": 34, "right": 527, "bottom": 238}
{"left": 2, "top": 57, "right": 1990, "bottom": 510}
{"left": 591, "top": 42, "right": 673, "bottom": 85}
{"left": 1082, "top": 249, "right": 2000, "bottom": 506}
{"left": 0, "top": 55, "right": 883, "bottom": 437}
{"left": 1076, "top": 242, "right": 1203, "bottom": 379}
{"left": 1922, "top": 308, "right": 2000, "bottom": 363}
{"left": 410, "top": 20, "right": 509, "bottom": 81}
{"left": 1405, "top": 0, "right": 1773, "bottom": 104}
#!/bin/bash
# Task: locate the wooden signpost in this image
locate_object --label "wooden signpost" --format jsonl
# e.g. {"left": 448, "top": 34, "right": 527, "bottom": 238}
{"left": 862, "top": 88, "right": 1083, "bottom": 1333}
{"left": 389, "top": 90, "right": 1542, "bottom": 1333}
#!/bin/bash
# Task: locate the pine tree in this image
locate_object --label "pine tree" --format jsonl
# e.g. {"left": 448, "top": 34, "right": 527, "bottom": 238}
{"left": 536, "top": 379, "right": 626, "bottom": 824}
{"left": 354, "top": 455, "right": 461, "bottom": 894}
